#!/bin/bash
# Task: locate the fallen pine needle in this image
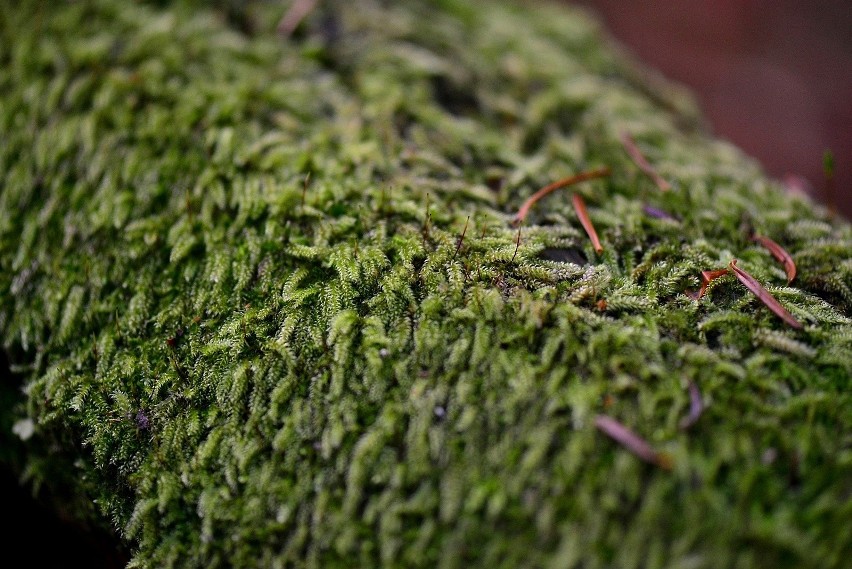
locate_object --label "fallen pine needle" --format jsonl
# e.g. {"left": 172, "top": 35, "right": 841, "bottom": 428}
{"left": 729, "top": 259, "right": 803, "bottom": 329}
{"left": 687, "top": 269, "right": 729, "bottom": 300}
{"left": 751, "top": 234, "right": 796, "bottom": 284}
{"left": 594, "top": 415, "right": 672, "bottom": 470}
{"left": 679, "top": 380, "right": 704, "bottom": 430}
{"left": 571, "top": 193, "right": 603, "bottom": 253}
{"left": 620, "top": 131, "right": 672, "bottom": 191}
{"left": 512, "top": 167, "right": 610, "bottom": 225}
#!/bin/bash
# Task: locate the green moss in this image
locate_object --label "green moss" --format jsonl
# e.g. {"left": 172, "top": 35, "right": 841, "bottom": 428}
{"left": 1, "top": 0, "right": 850, "bottom": 567}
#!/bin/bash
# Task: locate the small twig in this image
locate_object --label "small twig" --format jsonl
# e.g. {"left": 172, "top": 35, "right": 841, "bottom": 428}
{"left": 620, "top": 131, "right": 671, "bottom": 191}
{"left": 751, "top": 234, "right": 796, "bottom": 284}
{"left": 729, "top": 259, "right": 803, "bottom": 329}
{"left": 513, "top": 167, "right": 611, "bottom": 225}
{"left": 594, "top": 415, "right": 672, "bottom": 470}
{"left": 278, "top": 0, "right": 319, "bottom": 37}
{"left": 571, "top": 193, "right": 603, "bottom": 253}
{"left": 453, "top": 216, "right": 470, "bottom": 260}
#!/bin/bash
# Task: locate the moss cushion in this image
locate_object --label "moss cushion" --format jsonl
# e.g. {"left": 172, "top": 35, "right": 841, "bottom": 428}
{"left": 1, "top": 0, "right": 850, "bottom": 567}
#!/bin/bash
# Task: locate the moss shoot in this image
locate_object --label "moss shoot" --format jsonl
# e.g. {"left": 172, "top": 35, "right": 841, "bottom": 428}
{"left": 1, "top": 0, "right": 850, "bottom": 567}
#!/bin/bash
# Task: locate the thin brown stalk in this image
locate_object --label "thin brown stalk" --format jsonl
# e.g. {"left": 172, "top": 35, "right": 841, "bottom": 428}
{"left": 594, "top": 415, "right": 672, "bottom": 470}
{"left": 571, "top": 193, "right": 603, "bottom": 253}
{"left": 422, "top": 193, "right": 431, "bottom": 243}
{"left": 278, "top": 0, "right": 319, "bottom": 37}
{"left": 453, "top": 216, "right": 470, "bottom": 260}
{"left": 679, "top": 380, "right": 704, "bottom": 430}
{"left": 728, "top": 259, "right": 803, "bottom": 329}
{"left": 751, "top": 234, "right": 796, "bottom": 284}
{"left": 620, "top": 131, "right": 672, "bottom": 191}
{"left": 510, "top": 225, "right": 521, "bottom": 263}
{"left": 301, "top": 172, "right": 311, "bottom": 207}
{"left": 512, "top": 167, "right": 611, "bottom": 225}
{"left": 687, "top": 269, "right": 729, "bottom": 300}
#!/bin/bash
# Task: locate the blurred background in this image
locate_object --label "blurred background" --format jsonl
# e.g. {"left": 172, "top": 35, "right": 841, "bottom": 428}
{"left": 570, "top": 0, "right": 852, "bottom": 219}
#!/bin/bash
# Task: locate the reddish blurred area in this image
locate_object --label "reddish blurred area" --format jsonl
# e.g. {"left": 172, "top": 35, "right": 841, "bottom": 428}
{"left": 568, "top": 0, "right": 852, "bottom": 218}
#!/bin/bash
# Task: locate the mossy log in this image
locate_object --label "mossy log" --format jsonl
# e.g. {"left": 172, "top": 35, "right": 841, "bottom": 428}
{"left": 1, "top": 1, "right": 850, "bottom": 567}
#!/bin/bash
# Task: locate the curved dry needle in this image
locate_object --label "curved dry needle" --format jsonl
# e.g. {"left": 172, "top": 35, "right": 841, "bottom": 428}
{"left": 751, "top": 234, "right": 796, "bottom": 284}
{"left": 513, "top": 167, "right": 611, "bottom": 225}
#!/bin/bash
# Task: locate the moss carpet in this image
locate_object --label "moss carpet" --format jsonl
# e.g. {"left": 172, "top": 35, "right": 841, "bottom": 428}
{"left": 1, "top": 1, "right": 850, "bottom": 567}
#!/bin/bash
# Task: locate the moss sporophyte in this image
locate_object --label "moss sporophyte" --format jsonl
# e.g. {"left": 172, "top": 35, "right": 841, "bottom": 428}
{"left": 1, "top": 1, "right": 850, "bottom": 568}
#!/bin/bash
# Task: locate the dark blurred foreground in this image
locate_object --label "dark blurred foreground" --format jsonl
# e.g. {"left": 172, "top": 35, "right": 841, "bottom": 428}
{"left": 0, "top": 351, "right": 129, "bottom": 568}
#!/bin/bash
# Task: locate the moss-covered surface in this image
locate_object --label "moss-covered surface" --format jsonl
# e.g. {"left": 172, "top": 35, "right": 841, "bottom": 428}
{"left": 1, "top": 1, "right": 851, "bottom": 567}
